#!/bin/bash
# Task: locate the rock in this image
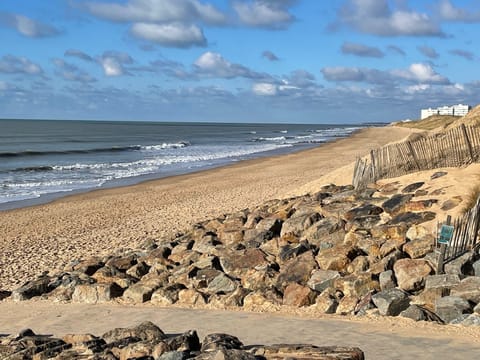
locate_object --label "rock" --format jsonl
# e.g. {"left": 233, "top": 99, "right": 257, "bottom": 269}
{"left": 282, "top": 283, "right": 317, "bottom": 307}
{"left": 424, "top": 274, "right": 460, "bottom": 293}
{"left": 241, "top": 267, "right": 278, "bottom": 291}
{"left": 344, "top": 204, "right": 383, "bottom": 221}
{"left": 206, "top": 273, "right": 238, "bottom": 295}
{"left": 125, "top": 261, "right": 150, "bottom": 279}
{"left": 243, "top": 288, "right": 282, "bottom": 310}
{"left": 406, "top": 225, "right": 430, "bottom": 241}
{"left": 431, "top": 171, "right": 448, "bottom": 180}
{"left": 315, "top": 245, "right": 352, "bottom": 272}
{"left": 312, "top": 291, "right": 338, "bottom": 314}
{"left": 72, "top": 283, "right": 123, "bottom": 304}
{"left": 405, "top": 199, "right": 437, "bottom": 212}
{"left": 372, "top": 288, "right": 410, "bottom": 316}
{"left": 393, "top": 259, "right": 432, "bottom": 292}
{"left": 72, "top": 257, "right": 104, "bottom": 275}
{"left": 473, "top": 259, "right": 480, "bottom": 276}
{"left": 441, "top": 196, "right": 463, "bottom": 211}
{"left": 118, "top": 341, "right": 156, "bottom": 360}
{"left": 278, "top": 242, "right": 310, "bottom": 262}
{"left": 157, "top": 350, "right": 191, "bottom": 360}
{"left": 402, "top": 182, "right": 425, "bottom": 193}
{"left": 91, "top": 266, "right": 136, "bottom": 289}
{"left": 346, "top": 256, "right": 369, "bottom": 274}
{"left": 192, "top": 234, "right": 222, "bottom": 254}
{"left": 307, "top": 270, "right": 340, "bottom": 293}
{"left": 334, "top": 273, "right": 379, "bottom": 298}
{"left": 403, "top": 237, "right": 434, "bottom": 259}
{"left": 450, "top": 276, "right": 480, "bottom": 303}
{"left": 301, "top": 217, "right": 345, "bottom": 247}
{"left": 165, "top": 330, "right": 201, "bottom": 352}
{"left": 0, "top": 290, "right": 11, "bottom": 300}
{"left": 435, "top": 296, "right": 471, "bottom": 324}
{"left": 444, "top": 252, "right": 474, "bottom": 276}
{"left": 255, "top": 218, "right": 283, "bottom": 236}
{"left": 276, "top": 251, "right": 318, "bottom": 290}
{"left": 151, "top": 284, "right": 187, "bottom": 305}
{"left": 178, "top": 289, "right": 207, "bottom": 306}
{"left": 105, "top": 254, "right": 137, "bottom": 271}
{"left": 400, "top": 305, "right": 426, "bottom": 321}
{"left": 249, "top": 344, "right": 365, "bottom": 360}
{"left": 195, "top": 348, "right": 257, "bottom": 360}
{"left": 382, "top": 194, "right": 413, "bottom": 215}
{"left": 379, "top": 270, "right": 396, "bottom": 291}
{"left": 388, "top": 211, "right": 436, "bottom": 226}
{"left": 218, "top": 230, "right": 244, "bottom": 246}
{"left": 220, "top": 248, "right": 269, "bottom": 278}
{"left": 11, "top": 276, "right": 53, "bottom": 301}
{"left": 461, "top": 314, "right": 480, "bottom": 326}
{"left": 102, "top": 321, "right": 166, "bottom": 344}
{"left": 336, "top": 295, "right": 359, "bottom": 315}
{"left": 122, "top": 277, "right": 165, "bottom": 303}
{"left": 201, "top": 333, "right": 243, "bottom": 351}
{"left": 280, "top": 212, "right": 322, "bottom": 237}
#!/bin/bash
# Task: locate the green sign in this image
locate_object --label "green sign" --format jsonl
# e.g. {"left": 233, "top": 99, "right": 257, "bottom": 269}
{"left": 438, "top": 225, "right": 454, "bottom": 244}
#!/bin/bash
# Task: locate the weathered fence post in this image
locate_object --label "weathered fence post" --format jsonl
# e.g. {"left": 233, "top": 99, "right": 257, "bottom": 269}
{"left": 460, "top": 124, "right": 474, "bottom": 162}
{"left": 437, "top": 215, "right": 452, "bottom": 275}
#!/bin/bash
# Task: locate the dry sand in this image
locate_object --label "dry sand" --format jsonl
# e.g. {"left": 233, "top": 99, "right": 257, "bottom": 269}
{"left": 0, "top": 126, "right": 415, "bottom": 290}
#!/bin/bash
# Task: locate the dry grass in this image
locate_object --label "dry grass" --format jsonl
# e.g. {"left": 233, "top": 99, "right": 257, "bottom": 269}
{"left": 394, "top": 115, "right": 459, "bottom": 130}
{"left": 462, "top": 183, "right": 480, "bottom": 214}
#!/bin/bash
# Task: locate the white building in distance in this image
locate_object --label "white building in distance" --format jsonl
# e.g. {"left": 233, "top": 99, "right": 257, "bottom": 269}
{"left": 420, "top": 104, "right": 470, "bottom": 119}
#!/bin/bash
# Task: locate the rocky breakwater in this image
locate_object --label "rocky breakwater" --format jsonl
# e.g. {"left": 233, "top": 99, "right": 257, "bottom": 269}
{"left": 7, "top": 179, "right": 480, "bottom": 325}
{"left": 0, "top": 322, "right": 364, "bottom": 359}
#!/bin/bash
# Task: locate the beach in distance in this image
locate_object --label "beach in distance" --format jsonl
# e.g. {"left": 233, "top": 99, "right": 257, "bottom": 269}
{"left": 0, "top": 123, "right": 414, "bottom": 290}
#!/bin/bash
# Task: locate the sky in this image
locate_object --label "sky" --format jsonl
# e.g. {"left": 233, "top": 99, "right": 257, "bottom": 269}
{"left": 0, "top": 0, "right": 480, "bottom": 124}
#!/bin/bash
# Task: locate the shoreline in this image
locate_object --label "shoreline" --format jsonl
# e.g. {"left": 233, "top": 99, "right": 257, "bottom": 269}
{"left": 0, "top": 126, "right": 415, "bottom": 290}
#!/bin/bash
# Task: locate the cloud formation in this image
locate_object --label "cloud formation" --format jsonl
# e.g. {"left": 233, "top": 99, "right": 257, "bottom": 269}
{"left": 130, "top": 22, "right": 206, "bottom": 47}
{"left": 417, "top": 45, "right": 439, "bottom": 59}
{"left": 387, "top": 45, "right": 406, "bottom": 56}
{"left": 449, "top": 49, "right": 475, "bottom": 61}
{"left": 262, "top": 50, "right": 279, "bottom": 61}
{"left": 65, "top": 49, "right": 95, "bottom": 62}
{"left": 194, "top": 51, "right": 266, "bottom": 79}
{"left": 52, "top": 59, "right": 96, "bottom": 83}
{"left": 99, "top": 51, "right": 134, "bottom": 76}
{"left": 337, "top": 0, "right": 443, "bottom": 37}
{"left": 0, "top": 55, "right": 43, "bottom": 75}
{"left": 0, "top": 12, "right": 61, "bottom": 38}
{"left": 437, "top": 0, "right": 480, "bottom": 22}
{"left": 341, "top": 42, "right": 384, "bottom": 58}
{"left": 233, "top": 0, "right": 296, "bottom": 29}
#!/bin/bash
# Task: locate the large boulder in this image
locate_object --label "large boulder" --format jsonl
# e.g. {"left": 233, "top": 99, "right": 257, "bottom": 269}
{"left": 280, "top": 212, "right": 322, "bottom": 238}
{"left": 382, "top": 194, "right": 413, "bottom": 215}
{"left": 450, "top": 276, "right": 480, "bottom": 303}
{"left": 403, "top": 237, "right": 434, "bottom": 259}
{"left": 282, "top": 283, "right": 317, "bottom": 307}
{"left": 435, "top": 296, "right": 471, "bottom": 323}
{"left": 276, "top": 251, "right": 318, "bottom": 291}
{"left": 393, "top": 259, "right": 432, "bottom": 292}
{"left": 11, "top": 276, "right": 53, "bottom": 301}
{"left": 72, "top": 283, "right": 123, "bottom": 304}
{"left": 372, "top": 288, "right": 410, "bottom": 316}
{"left": 220, "top": 248, "right": 270, "bottom": 278}
{"left": 307, "top": 270, "right": 340, "bottom": 293}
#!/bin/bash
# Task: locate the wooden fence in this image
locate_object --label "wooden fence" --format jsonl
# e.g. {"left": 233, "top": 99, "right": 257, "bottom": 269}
{"left": 437, "top": 195, "right": 480, "bottom": 272}
{"left": 353, "top": 124, "right": 480, "bottom": 189}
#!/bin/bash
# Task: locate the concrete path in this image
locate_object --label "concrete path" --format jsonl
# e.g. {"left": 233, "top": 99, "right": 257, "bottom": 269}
{"left": 1, "top": 301, "right": 480, "bottom": 359}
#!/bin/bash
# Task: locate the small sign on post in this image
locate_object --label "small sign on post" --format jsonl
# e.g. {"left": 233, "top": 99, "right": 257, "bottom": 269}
{"left": 438, "top": 224, "right": 455, "bottom": 245}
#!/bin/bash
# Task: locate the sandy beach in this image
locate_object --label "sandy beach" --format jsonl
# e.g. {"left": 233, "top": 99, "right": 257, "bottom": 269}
{"left": 0, "top": 126, "right": 416, "bottom": 291}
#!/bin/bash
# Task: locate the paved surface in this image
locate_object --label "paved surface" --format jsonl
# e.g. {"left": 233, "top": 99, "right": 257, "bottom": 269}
{"left": 1, "top": 301, "right": 480, "bottom": 359}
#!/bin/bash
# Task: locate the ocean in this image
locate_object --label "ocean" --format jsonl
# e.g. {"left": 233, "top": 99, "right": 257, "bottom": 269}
{"left": 0, "top": 119, "right": 361, "bottom": 209}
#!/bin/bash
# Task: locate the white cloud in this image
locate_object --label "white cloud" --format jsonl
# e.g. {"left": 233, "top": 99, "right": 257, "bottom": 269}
{"left": 101, "top": 57, "right": 124, "bottom": 76}
{"left": 194, "top": 51, "right": 265, "bottom": 79}
{"left": 252, "top": 82, "right": 277, "bottom": 96}
{"left": 0, "top": 55, "right": 43, "bottom": 75}
{"left": 393, "top": 63, "right": 450, "bottom": 84}
{"left": 233, "top": 0, "right": 294, "bottom": 28}
{"left": 437, "top": 0, "right": 480, "bottom": 22}
{"left": 341, "top": 42, "right": 384, "bottom": 58}
{"left": 337, "top": 0, "right": 443, "bottom": 37}
{"left": 0, "top": 80, "right": 8, "bottom": 91}
{"left": 0, "top": 12, "right": 60, "bottom": 38}
{"left": 53, "top": 59, "right": 96, "bottom": 83}
{"left": 131, "top": 22, "right": 206, "bottom": 47}
{"left": 84, "top": 0, "right": 226, "bottom": 24}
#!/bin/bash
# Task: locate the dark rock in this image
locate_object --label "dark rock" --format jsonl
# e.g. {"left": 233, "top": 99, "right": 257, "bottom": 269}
{"left": 402, "top": 182, "right": 425, "bottom": 193}
{"left": 11, "top": 276, "right": 53, "bottom": 301}
{"left": 379, "top": 270, "right": 396, "bottom": 291}
{"left": 220, "top": 248, "right": 269, "bottom": 278}
{"left": 276, "top": 251, "right": 318, "bottom": 291}
{"left": 122, "top": 277, "right": 165, "bottom": 303}
{"left": 444, "top": 251, "right": 474, "bottom": 276}
{"left": 0, "top": 290, "right": 11, "bottom": 300}
{"left": 278, "top": 242, "right": 310, "bottom": 262}
{"left": 106, "top": 254, "right": 137, "bottom": 271}
{"left": 280, "top": 212, "right": 322, "bottom": 237}
{"left": 126, "top": 261, "right": 150, "bottom": 279}
{"left": 255, "top": 218, "right": 283, "bottom": 236}
{"left": 201, "top": 333, "right": 243, "bottom": 351}
{"left": 431, "top": 171, "right": 448, "bottom": 180}
{"left": 435, "top": 296, "right": 471, "bottom": 324}
{"left": 166, "top": 330, "right": 201, "bottom": 352}
{"left": 372, "top": 288, "right": 410, "bottom": 316}
{"left": 344, "top": 204, "right": 383, "bottom": 221}
{"left": 388, "top": 211, "right": 436, "bottom": 226}
{"left": 301, "top": 217, "right": 345, "bottom": 247}
{"left": 206, "top": 273, "right": 238, "bottom": 294}
{"left": 441, "top": 196, "right": 463, "bottom": 211}
{"left": 346, "top": 215, "right": 382, "bottom": 231}
{"left": 382, "top": 194, "right": 413, "bottom": 215}
{"left": 72, "top": 257, "right": 104, "bottom": 275}
{"left": 400, "top": 305, "right": 427, "bottom": 321}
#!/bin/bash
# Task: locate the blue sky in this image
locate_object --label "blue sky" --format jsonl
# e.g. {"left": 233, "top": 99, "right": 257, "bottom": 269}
{"left": 0, "top": 0, "right": 479, "bottom": 123}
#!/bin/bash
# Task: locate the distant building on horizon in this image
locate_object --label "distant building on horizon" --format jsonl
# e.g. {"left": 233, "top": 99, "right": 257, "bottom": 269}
{"left": 421, "top": 104, "right": 471, "bottom": 119}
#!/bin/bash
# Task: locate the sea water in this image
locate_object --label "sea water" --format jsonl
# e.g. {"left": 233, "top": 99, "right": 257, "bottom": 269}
{"left": 0, "top": 119, "right": 361, "bottom": 209}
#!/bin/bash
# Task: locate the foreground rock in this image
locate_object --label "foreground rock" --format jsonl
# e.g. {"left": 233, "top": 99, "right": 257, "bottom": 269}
{"left": 6, "top": 181, "right": 480, "bottom": 325}
{"left": 0, "top": 322, "right": 364, "bottom": 360}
